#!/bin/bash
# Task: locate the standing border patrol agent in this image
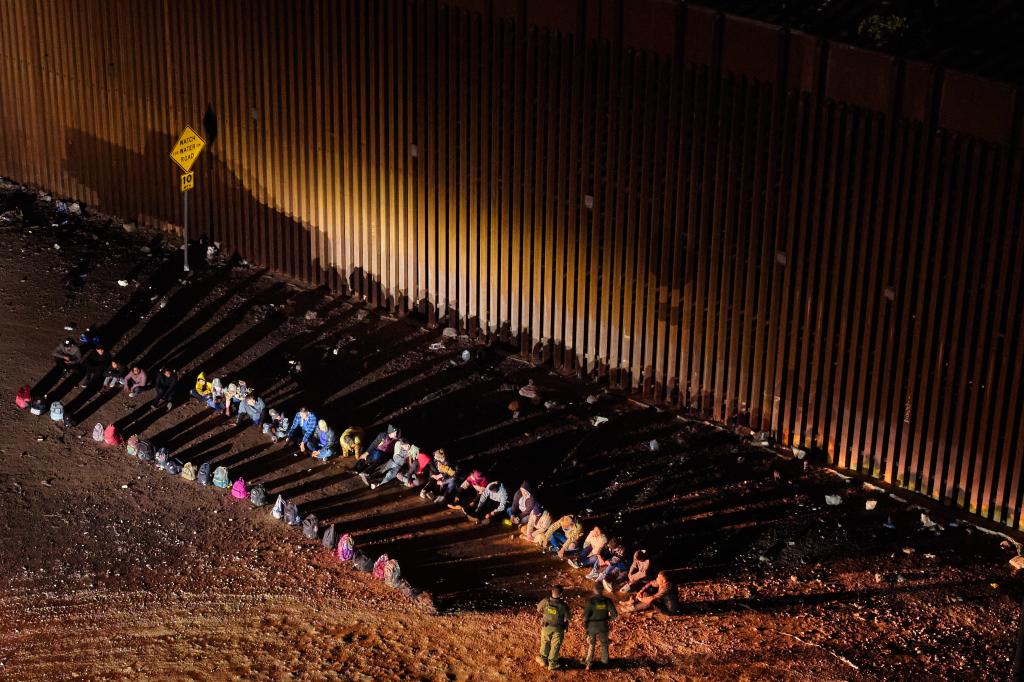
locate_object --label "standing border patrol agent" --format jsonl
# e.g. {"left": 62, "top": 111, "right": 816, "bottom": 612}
{"left": 536, "top": 584, "right": 572, "bottom": 671}
{"left": 583, "top": 582, "right": 618, "bottom": 670}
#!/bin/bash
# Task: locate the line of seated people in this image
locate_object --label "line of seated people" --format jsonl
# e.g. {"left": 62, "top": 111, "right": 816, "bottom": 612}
{"left": 186, "top": 372, "right": 681, "bottom": 614}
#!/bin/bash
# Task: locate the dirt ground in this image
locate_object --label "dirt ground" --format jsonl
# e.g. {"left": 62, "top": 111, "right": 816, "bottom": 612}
{"left": 0, "top": 181, "right": 1019, "bottom": 681}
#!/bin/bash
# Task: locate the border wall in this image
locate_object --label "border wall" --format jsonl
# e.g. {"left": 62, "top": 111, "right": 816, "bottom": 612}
{"left": 1, "top": 0, "right": 1022, "bottom": 527}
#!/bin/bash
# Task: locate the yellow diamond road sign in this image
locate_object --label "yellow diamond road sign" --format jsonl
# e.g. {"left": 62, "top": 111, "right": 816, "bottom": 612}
{"left": 169, "top": 125, "right": 206, "bottom": 173}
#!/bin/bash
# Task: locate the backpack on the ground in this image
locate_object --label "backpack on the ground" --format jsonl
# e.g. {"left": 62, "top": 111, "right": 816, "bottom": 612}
{"left": 29, "top": 399, "right": 47, "bottom": 416}
{"left": 92, "top": 423, "right": 104, "bottom": 442}
{"left": 372, "top": 554, "right": 390, "bottom": 580}
{"left": 337, "top": 533, "right": 355, "bottom": 562}
{"left": 103, "top": 424, "right": 123, "bottom": 445}
{"left": 125, "top": 435, "right": 140, "bottom": 457}
{"left": 302, "top": 514, "right": 319, "bottom": 539}
{"left": 16, "top": 385, "right": 31, "bottom": 409}
{"left": 213, "top": 466, "right": 230, "bottom": 488}
{"left": 231, "top": 478, "right": 249, "bottom": 500}
{"left": 271, "top": 494, "right": 285, "bottom": 519}
{"left": 383, "top": 558, "right": 401, "bottom": 587}
{"left": 321, "top": 524, "right": 338, "bottom": 550}
{"left": 48, "top": 401, "right": 64, "bottom": 422}
{"left": 352, "top": 550, "right": 373, "bottom": 573}
{"left": 249, "top": 484, "right": 268, "bottom": 507}
{"left": 197, "top": 461, "right": 212, "bottom": 486}
{"left": 181, "top": 462, "right": 197, "bottom": 481}
{"left": 164, "top": 458, "right": 183, "bottom": 476}
{"left": 284, "top": 501, "right": 300, "bottom": 526}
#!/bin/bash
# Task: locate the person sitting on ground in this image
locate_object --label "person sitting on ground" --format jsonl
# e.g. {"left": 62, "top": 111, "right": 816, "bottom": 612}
{"left": 103, "top": 358, "right": 125, "bottom": 389}
{"left": 467, "top": 480, "right": 509, "bottom": 524}
{"left": 524, "top": 508, "right": 553, "bottom": 545}
{"left": 621, "top": 549, "right": 654, "bottom": 594}
{"left": 52, "top": 338, "right": 83, "bottom": 376}
{"left": 544, "top": 514, "right": 585, "bottom": 559}
{"left": 191, "top": 371, "right": 213, "bottom": 403}
{"left": 355, "top": 424, "right": 400, "bottom": 478}
{"left": 222, "top": 380, "right": 250, "bottom": 417}
{"left": 152, "top": 367, "right": 177, "bottom": 411}
{"left": 397, "top": 448, "right": 432, "bottom": 488}
{"left": 208, "top": 377, "right": 225, "bottom": 410}
{"left": 508, "top": 481, "right": 543, "bottom": 526}
{"left": 419, "top": 449, "right": 458, "bottom": 503}
{"left": 624, "top": 570, "right": 678, "bottom": 614}
{"left": 80, "top": 346, "right": 110, "bottom": 387}
{"left": 123, "top": 365, "right": 147, "bottom": 398}
{"left": 265, "top": 409, "right": 290, "bottom": 442}
{"left": 369, "top": 439, "right": 420, "bottom": 489}
{"left": 305, "top": 419, "right": 337, "bottom": 462}
{"left": 236, "top": 393, "right": 265, "bottom": 428}
{"left": 448, "top": 469, "right": 488, "bottom": 512}
{"left": 588, "top": 538, "right": 628, "bottom": 590}
{"left": 222, "top": 382, "right": 239, "bottom": 417}
{"left": 569, "top": 525, "right": 608, "bottom": 569}
{"left": 287, "top": 406, "right": 319, "bottom": 448}
{"left": 340, "top": 426, "right": 363, "bottom": 458}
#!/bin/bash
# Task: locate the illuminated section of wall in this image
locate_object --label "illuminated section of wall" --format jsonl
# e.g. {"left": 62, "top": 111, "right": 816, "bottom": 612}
{"left": 1, "top": 0, "right": 1022, "bottom": 527}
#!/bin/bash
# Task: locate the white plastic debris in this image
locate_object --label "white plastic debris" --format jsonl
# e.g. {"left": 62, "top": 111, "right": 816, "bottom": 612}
{"left": 825, "top": 494, "right": 842, "bottom": 506}
{"left": 591, "top": 416, "right": 609, "bottom": 426}
{"left": 920, "top": 513, "right": 937, "bottom": 529}
{"left": 117, "top": 280, "right": 129, "bottom": 287}
{"left": 865, "top": 499, "right": 878, "bottom": 510}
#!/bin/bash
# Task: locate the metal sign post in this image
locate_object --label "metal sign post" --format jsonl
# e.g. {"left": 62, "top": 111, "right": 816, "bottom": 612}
{"left": 169, "top": 126, "right": 206, "bottom": 273}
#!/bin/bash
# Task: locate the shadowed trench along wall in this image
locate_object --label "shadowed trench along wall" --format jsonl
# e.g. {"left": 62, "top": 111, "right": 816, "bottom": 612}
{"left": 1, "top": 0, "right": 1023, "bottom": 529}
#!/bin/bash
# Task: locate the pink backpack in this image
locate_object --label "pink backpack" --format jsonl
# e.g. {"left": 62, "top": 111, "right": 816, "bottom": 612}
{"left": 15, "top": 385, "right": 31, "bottom": 409}
{"left": 372, "top": 554, "right": 389, "bottom": 580}
{"left": 230, "top": 478, "right": 249, "bottom": 500}
{"left": 103, "top": 424, "right": 123, "bottom": 445}
{"left": 336, "top": 533, "right": 355, "bottom": 562}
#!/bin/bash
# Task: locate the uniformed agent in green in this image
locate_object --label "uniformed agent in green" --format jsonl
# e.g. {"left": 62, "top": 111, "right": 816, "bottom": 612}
{"left": 583, "top": 582, "right": 618, "bottom": 670}
{"left": 535, "top": 584, "right": 572, "bottom": 671}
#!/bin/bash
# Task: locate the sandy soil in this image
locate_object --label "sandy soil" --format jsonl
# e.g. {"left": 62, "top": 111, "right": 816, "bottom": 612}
{"left": 0, "top": 182, "right": 1018, "bottom": 681}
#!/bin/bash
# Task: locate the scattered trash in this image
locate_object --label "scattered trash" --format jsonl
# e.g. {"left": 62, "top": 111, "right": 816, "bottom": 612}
{"left": 139, "top": 245, "right": 151, "bottom": 254}
{"left": 304, "top": 310, "right": 318, "bottom": 321}
{"left": 648, "top": 439, "right": 660, "bottom": 452}
{"left": 865, "top": 499, "right": 878, "bottom": 511}
{"left": 873, "top": 573, "right": 882, "bottom": 583}
{"left": 460, "top": 350, "right": 471, "bottom": 363}
{"left": 121, "top": 484, "right": 129, "bottom": 489}
{"left": 206, "top": 245, "right": 219, "bottom": 262}
{"left": 920, "top": 513, "right": 937, "bottom": 529}
{"left": 902, "top": 547, "right": 914, "bottom": 554}
{"left": 117, "top": 280, "right": 129, "bottom": 287}
{"left": 41, "top": 479, "right": 53, "bottom": 487}
{"left": 55, "top": 200, "right": 68, "bottom": 213}
{"left": 543, "top": 400, "right": 559, "bottom": 410}
{"left": 591, "top": 416, "right": 609, "bottom": 426}
{"left": 825, "top": 494, "right": 842, "bottom": 506}
{"left": 442, "top": 327, "right": 458, "bottom": 338}
{"left": 53, "top": 243, "right": 60, "bottom": 250}
{"left": 122, "top": 222, "right": 136, "bottom": 233}
{"left": 924, "top": 553, "right": 936, "bottom": 560}
{"left": 1009, "top": 556, "right": 1024, "bottom": 571}
{"left": 63, "top": 325, "right": 74, "bottom": 331}
{"left": 585, "top": 394, "right": 599, "bottom": 405}
{"left": 68, "top": 202, "right": 81, "bottom": 215}
{"left": 792, "top": 447, "right": 807, "bottom": 460}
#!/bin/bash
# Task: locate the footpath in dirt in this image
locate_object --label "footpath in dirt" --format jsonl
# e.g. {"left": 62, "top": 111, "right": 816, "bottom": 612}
{"left": 0, "top": 181, "right": 1019, "bottom": 680}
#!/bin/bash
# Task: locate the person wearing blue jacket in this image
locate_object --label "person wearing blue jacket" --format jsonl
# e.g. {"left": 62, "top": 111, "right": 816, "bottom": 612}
{"left": 235, "top": 394, "right": 266, "bottom": 428}
{"left": 306, "top": 419, "right": 337, "bottom": 462}
{"left": 287, "top": 406, "right": 318, "bottom": 447}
